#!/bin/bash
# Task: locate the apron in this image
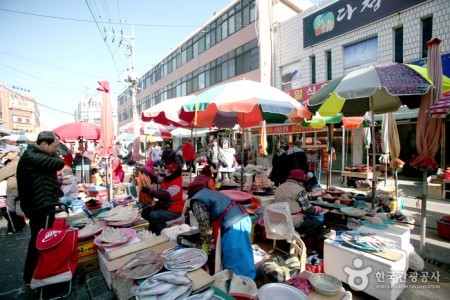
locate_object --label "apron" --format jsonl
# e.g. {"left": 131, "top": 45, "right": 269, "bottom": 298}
{"left": 210, "top": 201, "right": 247, "bottom": 274}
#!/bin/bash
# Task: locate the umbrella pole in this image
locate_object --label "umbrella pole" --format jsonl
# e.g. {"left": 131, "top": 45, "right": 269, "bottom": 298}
{"left": 327, "top": 124, "right": 334, "bottom": 189}
{"left": 394, "top": 168, "right": 399, "bottom": 200}
{"left": 420, "top": 170, "right": 428, "bottom": 255}
{"left": 105, "top": 156, "right": 111, "bottom": 202}
{"left": 189, "top": 127, "right": 193, "bottom": 183}
{"left": 441, "top": 122, "right": 446, "bottom": 169}
{"left": 241, "top": 128, "right": 245, "bottom": 191}
{"left": 342, "top": 126, "right": 346, "bottom": 172}
{"left": 370, "top": 97, "right": 377, "bottom": 208}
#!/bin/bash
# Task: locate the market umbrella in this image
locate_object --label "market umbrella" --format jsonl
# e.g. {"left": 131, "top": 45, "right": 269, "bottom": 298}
{"left": 411, "top": 38, "right": 444, "bottom": 255}
{"left": 97, "top": 81, "right": 114, "bottom": 201}
{"left": 141, "top": 95, "right": 196, "bottom": 127}
{"left": 125, "top": 120, "right": 172, "bottom": 139}
{"left": 308, "top": 63, "right": 438, "bottom": 207}
{"left": 386, "top": 112, "right": 404, "bottom": 202}
{"left": 97, "top": 81, "right": 114, "bottom": 157}
{"left": 184, "top": 79, "right": 311, "bottom": 128}
{"left": 52, "top": 122, "right": 101, "bottom": 141}
{"left": 183, "top": 79, "right": 312, "bottom": 189}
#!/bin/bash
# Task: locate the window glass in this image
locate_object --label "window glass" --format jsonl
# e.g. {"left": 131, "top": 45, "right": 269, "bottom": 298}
{"left": 228, "top": 58, "right": 236, "bottom": 78}
{"left": 243, "top": 51, "right": 251, "bottom": 73}
{"left": 236, "top": 54, "right": 244, "bottom": 75}
{"left": 222, "top": 21, "right": 228, "bottom": 39}
{"left": 311, "top": 56, "right": 316, "bottom": 84}
{"left": 222, "top": 61, "right": 229, "bottom": 80}
{"left": 199, "top": 35, "right": 206, "bottom": 54}
{"left": 187, "top": 45, "right": 193, "bottom": 61}
{"left": 205, "top": 32, "right": 211, "bottom": 50}
{"left": 229, "top": 13, "right": 235, "bottom": 35}
{"left": 243, "top": 5, "right": 250, "bottom": 26}
{"left": 250, "top": 1, "right": 256, "bottom": 22}
{"left": 422, "top": 17, "right": 432, "bottom": 58}
{"left": 216, "top": 22, "right": 222, "bottom": 43}
{"left": 326, "top": 51, "right": 332, "bottom": 81}
{"left": 193, "top": 41, "right": 199, "bottom": 58}
{"left": 250, "top": 48, "right": 259, "bottom": 70}
{"left": 394, "top": 27, "right": 403, "bottom": 63}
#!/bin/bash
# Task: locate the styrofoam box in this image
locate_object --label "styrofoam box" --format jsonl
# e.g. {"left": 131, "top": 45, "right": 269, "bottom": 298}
{"left": 98, "top": 250, "right": 114, "bottom": 289}
{"left": 324, "top": 239, "right": 408, "bottom": 300}
{"left": 357, "top": 224, "right": 410, "bottom": 270}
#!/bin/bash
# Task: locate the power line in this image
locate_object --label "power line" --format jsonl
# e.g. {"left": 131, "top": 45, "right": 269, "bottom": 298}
{"left": 0, "top": 8, "right": 202, "bottom": 28}
{"left": 84, "top": 0, "right": 121, "bottom": 79}
{"left": 37, "top": 102, "right": 74, "bottom": 116}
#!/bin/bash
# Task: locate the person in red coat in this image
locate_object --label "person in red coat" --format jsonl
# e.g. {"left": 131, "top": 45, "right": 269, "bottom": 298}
{"left": 140, "top": 163, "right": 184, "bottom": 235}
{"left": 182, "top": 140, "right": 196, "bottom": 173}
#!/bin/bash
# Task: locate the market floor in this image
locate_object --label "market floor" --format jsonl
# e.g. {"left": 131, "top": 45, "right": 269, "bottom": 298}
{"left": 0, "top": 173, "right": 449, "bottom": 299}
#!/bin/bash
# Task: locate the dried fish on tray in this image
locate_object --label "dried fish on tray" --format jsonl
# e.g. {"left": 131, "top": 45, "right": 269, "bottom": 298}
{"left": 77, "top": 221, "right": 106, "bottom": 239}
{"left": 133, "top": 270, "right": 193, "bottom": 300}
{"left": 97, "top": 206, "right": 125, "bottom": 218}
{"left": 115, "top": 250, "right": 164, "bottom": 280}
{"left": 101, "top": 206, "right": 140, "bottom": 222}
{"left": 164, "top": 248, "right": 208, "bottom": 271}
{"left": 94, "top": 227, "right": 136, "bottom": 248}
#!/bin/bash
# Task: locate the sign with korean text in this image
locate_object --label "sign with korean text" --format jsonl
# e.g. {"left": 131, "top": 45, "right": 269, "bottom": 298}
{"left": 303, "top": 0, "right": 427, "bottom": 47}
{"left": 12, "top": 116, "right": 32, "bottom": 124}
{"left": 287, "top": 82, "right": 329, "bottom": 104}
{"left": 8, "top": 93, "right": 35, "bottom": 112}
{"left": 251, "top": 124, "right": 326, "bottom": 135}
{"left": 13, "top": 123, "right": 33, "bottom": 131}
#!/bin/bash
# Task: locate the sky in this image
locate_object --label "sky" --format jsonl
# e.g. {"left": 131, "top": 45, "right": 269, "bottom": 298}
{"left": 0, "top": 0, "right": 233, "bottom": 130}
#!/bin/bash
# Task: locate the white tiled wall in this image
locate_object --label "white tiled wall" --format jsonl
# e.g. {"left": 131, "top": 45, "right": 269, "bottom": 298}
{"left": 274, "top": 0, "right": 450, "bottom": 88}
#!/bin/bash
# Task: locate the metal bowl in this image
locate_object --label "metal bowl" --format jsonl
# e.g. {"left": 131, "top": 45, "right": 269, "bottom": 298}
{"left": 309, "top": 273, "right": 342, "bottom": 296}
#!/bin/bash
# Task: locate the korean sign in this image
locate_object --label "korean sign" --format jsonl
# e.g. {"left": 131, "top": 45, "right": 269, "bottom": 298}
{"left": 303, "top": 0, "right": 427, "bottom": 47}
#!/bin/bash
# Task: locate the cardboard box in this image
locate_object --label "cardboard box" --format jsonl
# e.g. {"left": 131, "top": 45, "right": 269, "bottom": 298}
{"left": 78, "top": 239, "right": 97, "bottom": 258}
{"left": 76, "top": 253, "right": 99, "bottom": 274}
{"left": 99, "top": 240, "right": 177, "bottom": 288}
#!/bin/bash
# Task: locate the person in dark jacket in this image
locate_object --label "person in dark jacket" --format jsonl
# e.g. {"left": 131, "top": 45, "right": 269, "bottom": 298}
{"left": 161, "top": 144, "right": 176, "bottom": 166}
{"left": 285, "top": 140, "right": 309, "bottom": 175}
{"left": 17, "top": 131, "right": 65, "bottom": 285}
{"left": 187, "top": 181, "right": 255, "bottom": 279}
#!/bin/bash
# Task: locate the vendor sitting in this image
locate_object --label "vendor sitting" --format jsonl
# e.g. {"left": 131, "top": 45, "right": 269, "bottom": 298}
{"left": 140, "top": 163, "right": 184, "bottom": 235}
{"left": 188, "top": 164, "right": 217, "bottom": 192}
{"left": 274, "top": 169, "right": 320, "bottom": 216}
{"left": 275, "top": 169, "right": 324, "bottom": 253}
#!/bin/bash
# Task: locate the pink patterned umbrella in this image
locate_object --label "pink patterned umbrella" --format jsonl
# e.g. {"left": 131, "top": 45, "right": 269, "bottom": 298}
{"left": 412, "top": 37, "right": 444, "bottom": 255}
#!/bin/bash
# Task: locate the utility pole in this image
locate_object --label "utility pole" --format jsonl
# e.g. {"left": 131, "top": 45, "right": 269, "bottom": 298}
{"left": 106, "top": 21, "right": 140, "bottom": 159}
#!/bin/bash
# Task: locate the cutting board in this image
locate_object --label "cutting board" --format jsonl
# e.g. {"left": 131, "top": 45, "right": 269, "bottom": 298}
{"left": 188, "top": 268, "right": 214, "bottom": 294}
{"left": 372, "top": 250, "right": 404, "bottom": 262}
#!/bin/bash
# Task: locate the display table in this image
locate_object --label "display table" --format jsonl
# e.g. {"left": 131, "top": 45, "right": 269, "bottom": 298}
{"left": 341, "top": 171, "right": 381, "bottom": 185}
{"left": 324, "top": 239, "right": 408, "bottom": 300}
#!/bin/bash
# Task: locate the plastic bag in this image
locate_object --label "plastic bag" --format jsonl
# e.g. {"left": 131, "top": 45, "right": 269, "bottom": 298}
{"left": 408, "top": 244, "right": 424, "bottom": 271}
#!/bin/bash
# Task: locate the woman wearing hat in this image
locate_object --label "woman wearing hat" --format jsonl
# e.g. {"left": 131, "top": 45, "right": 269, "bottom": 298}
{"left": 275, "top": 169, "right": 324, "bottom": 254}
{"left": 274, "top": 169, "right": 320, "bottom": 216}
{"left": 140, "top": 162, "right": 184, "bottom": 235}
{"left": 187, "top": 173, "right": 255, "bottom": 279}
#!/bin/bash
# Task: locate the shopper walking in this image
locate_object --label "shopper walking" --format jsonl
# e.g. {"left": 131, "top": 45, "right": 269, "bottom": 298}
{"left": 17, "top": 131, "right": 65, "bottom": 285}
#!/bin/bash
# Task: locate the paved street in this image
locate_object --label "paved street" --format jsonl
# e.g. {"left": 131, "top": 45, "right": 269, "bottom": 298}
{"left": 0, "top": 174, "right": 449, "bottom": 299}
